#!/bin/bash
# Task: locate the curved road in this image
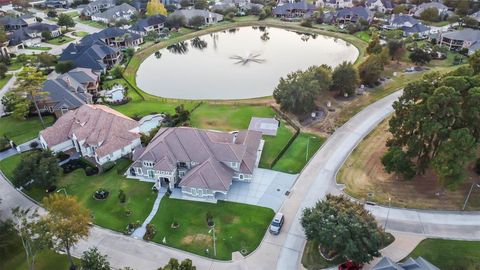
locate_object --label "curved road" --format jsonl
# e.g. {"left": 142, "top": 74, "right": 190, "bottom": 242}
{"left": 1, "top": 90, "right": 480, "bottom": 270}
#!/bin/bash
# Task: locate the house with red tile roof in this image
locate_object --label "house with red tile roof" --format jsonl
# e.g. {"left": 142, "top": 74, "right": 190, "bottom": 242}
{"left": 39, "top": 104, "right": 141, "bottom": 165}
{"left": 128, "top": 127, "right": 263, "bottom": 200}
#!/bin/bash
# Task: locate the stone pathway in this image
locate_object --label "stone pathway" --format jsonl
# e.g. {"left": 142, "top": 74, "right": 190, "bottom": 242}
{"left": 131, "top": 190, "right": 166, "bottom": 239}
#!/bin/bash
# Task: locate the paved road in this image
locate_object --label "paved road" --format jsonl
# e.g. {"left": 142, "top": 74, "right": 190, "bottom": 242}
{"left": 1, "top": 90, "right": 480, "bottom": 270}
{"left": 0, "top": 73, "right": 17, "bottom": 116}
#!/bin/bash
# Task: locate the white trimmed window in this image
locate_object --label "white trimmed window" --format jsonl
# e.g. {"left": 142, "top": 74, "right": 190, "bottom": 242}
{"left": 135, "top": 167, "right": 143, "bottom": 175}
{"left": 147, "top": 170, "right": 155, "bottom": 178}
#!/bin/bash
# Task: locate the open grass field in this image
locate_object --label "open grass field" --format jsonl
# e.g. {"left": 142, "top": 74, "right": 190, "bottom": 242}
{"left": 150, "top": 197, "right": 274, "bottom": 260}
{"left": 46, "top": 35, "right": 75, "bottom": 45}
{"left": 273, "top": 133, "right": 325, "bottom": 174}
{"left": 0, "top": 115, "right": 55, "bottom": 144}
{"left": 354, "top": 31, "right": 371, "bottom": 42}
{"left": 0, "top": 152, "right": 30, "bottom": 179}
{"left": 337, "top": 118, "right": 480, "bottom": 210}
{"left": 23, "top": 159, "right": 157, "bottom": 232}
{"left": 406, "top": 239, "right": 480, "bottom": 270}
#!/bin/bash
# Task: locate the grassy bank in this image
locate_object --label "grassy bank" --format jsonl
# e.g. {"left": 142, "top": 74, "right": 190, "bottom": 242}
{"left": 0, "top": 115, "right": 55, "bottom": 144}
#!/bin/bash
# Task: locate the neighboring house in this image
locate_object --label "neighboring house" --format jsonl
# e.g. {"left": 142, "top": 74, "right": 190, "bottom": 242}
{"left": 438, "top": 28, "right": 480, "bottom": 53}
{"left": 84, "top": 27, "right": 144, "bottom": 48}
{"left": 213, "top": 0, "right": 263, "bottom": 13}
{"left": 60, "top": 67, "right": 100, "bottom": 95}
{"left": 91, "top": 3, "right": 137, "bottom": 23}
{"left": 318, "top": 0, "right": 354, "bottom": 9}
{"left": 39, "top": 104, "right": 141, "bottom": 165}
{"left": 81, "top": 0, "right": 116, "bottom": 17}
{"left": 273, "top": 1, "right": 316, "bottom": 19}
{"left": 129, "top": 15, "right": 166, "bottom": 36}
{"left": 59, "top": 38, "right": 122, "bottom": 73}
{"left": 19, "top": 14, "right": 39, "bottom": 25}
{"left": 336, "top": 7, "right": 373, "bottom": 24}
{"left": 0, "top": 16, "right": 27, "bottom": 31}
{"left": 386, "top": 14, "right": 430, "bottom": 37}
{"left": 6, "top": 23, "right": 61, "bottom": 52}
{"left": 39, "top": 79, "right": 93, "bottom": 117}
{"left": 127, "top": 127, "right": 263, "bottom": 200}
{"left": 365, "top": 0, "right": 393, "bottom": 13}
{"left": 372, "top": 256, "right": 439, "bottom": 270}
{"left": 470, "top": 10, "right": 480, "bottom": 22}
{"left": 169, "top": 9, "right": 224, "bottom": 26}
{"left": 413, "top": 2, "right": 448, "bottom": 18}
{"left": 44, "top": 0, "right": 73, "bottom": 8}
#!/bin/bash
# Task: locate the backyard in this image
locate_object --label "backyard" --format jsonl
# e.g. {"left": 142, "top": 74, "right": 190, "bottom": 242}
{"left": 0, "top": 115, "right": 55, "bottom": 145}
{"left": 149, "top": 197, "right": 274, "bottom": 260}
{"left": 406, "top": 239, "right": 480, "bottom": 270}
{"left": 46, "top": 35, "right": 75, "bottom": 45}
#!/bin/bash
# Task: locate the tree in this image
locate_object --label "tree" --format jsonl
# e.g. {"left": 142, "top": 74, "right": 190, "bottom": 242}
{"left": 301, "top": 195, "right": 388, "bottom": 264}
{"left": 359, "top": 55, "right": 384, "bottom": 86}
{"left": 366, "top": 34, "right": 382, "bottom": 54}
{"left": 420, "top": 7, "right": 439, "bottom": 22}
{"left": 43, "top": 194, "right": 91, "bottom": 270}
{"left": 158, "top": 258, "right": 196, "bottom": 270}
{"left": 55, "top": 61, "right": 74, "bottom": 74}
{"left": 464, "top": 16, "right": 479, "bottom": 28}
{"left": 331, "top": 61, "right": 359, "bottom": 97}
{"left": 81, "top": 247, "right": 111, "bottom": 270}
{"left": 0, "top": 62, "right": 7, "bottom": 79}
{"left": 146, "top": 0, "right": 168, "bottom": 16}
{"left": 381, "top": 146, "right": 416, "bottom": 179}
{"left": 145, "top": 30, "right": 160, "bottom": 41}
{"left": 41, "top": 31, "right": 52, "bottom": 41}
{"left": 36, "top": 53, "right": 57, "bottom": 67}
{"left": 188, "top": 16, "right": 205, "bottom": 29}
{"left": 180, "top": 0, "right": 191, "bottom": 8}
{"left": 392, "top": 4, "right": 407, "bottom": 14}
{"left": 273, "top": 69, "right": 321, "bottom": 115}
{"left": 10, "top": 67, "right": 47, "bottom": 126}
{"left": 432, "top": 128, "right": 476, "bottom": 188}
{"left": 0, "top": 25, "right": 7, "bottom": 44}
{"left": 193, "top": 0, "right": 208, "bottom": 9}
{"left": 11, "top": 207, "right": 51, "bottom": 270}
{"left": 47, "top": 9, "right": 58, "bottom": 17}
{"left": 387, "top": 39, "right": 405, "bottom": 63}
{"left": 57, "top": 14, "right": 76, "bottom": 30}
{"left": 110, "top": 65, "right": 123, "bottom": 79}
{"left": 469, "top": 50, "right": 480, "bottom": 74}
{"left": 166, "top": 14, "right": 187, "bottom": 28}
{"left": 13, "top": 150, "right": 61, "bottom": 189}
{"left": 409, "top": 48, "right": 431, "bottom": 65}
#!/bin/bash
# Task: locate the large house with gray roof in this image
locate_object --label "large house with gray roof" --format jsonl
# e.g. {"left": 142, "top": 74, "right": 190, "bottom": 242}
{"left": 365, "top": 0, "right": 393, "bottom": 13}
{"left": 386, "top": 14, "right": 430, "bottom": 37}
{"left": 412, "top": 2, "right": 449, "bottom": 18}
{"left": 5, "top": 23, "right": 61, "bottom": 53}
{"left": 438, "top": 28, "right": 480, "bottom": 54}
{"left": 129, "top": 15, "right": 166, "bottom": 36}
{"left": 336, "top": 7, "right": 373, "bottom": 24}
{"left": 85, "top": 27, "right": 144, "bottom": 48}
{"left": 91, "top": 3, "right": 137, "bottom": 23}
{"left": 81, "top": 0, "right": 116, "bottom": 17}
{"left": 273, "top": 1, "right": 315, "bottom": 19}
{"left": 39, "top": 104, "right": 141, "bottom": 165}
{"left": 169, "top": 9, "right": 223, "bottom": 26}
{"left": 128, "top": 127, "right": 263, "bottom": 200}
{"left": 0, "top": 16, "right": 28, "bottom": 31}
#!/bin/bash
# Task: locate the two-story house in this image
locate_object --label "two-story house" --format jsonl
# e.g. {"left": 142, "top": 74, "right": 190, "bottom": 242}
{"left": 91, "top": 3, "right": 137, "bottom": 23}
{"left": 81, "top": 0, "right": 116, "bottom": 17}
{"left": 129, "top": 14, "right": 166, "bottom": 36}
{"left": 128, "top": 127, "right": 263, "bottom": 200}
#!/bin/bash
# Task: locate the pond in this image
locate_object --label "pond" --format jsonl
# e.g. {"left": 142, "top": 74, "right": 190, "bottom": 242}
{"left": 136, "top": 26, "right": 359, "bottom": 100}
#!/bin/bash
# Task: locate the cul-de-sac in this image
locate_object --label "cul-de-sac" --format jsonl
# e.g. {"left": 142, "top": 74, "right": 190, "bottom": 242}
{"left": 0, "top": 0, "right": 479, "bottom": 269}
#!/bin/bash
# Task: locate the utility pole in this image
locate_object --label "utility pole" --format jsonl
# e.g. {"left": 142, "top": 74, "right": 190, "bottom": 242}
{"left": 384, "top": 197, "right": 391, "bottom": 230}
{"left": 209, "top": 225, "right": 217, "bottom": 257}
{"left": 463, "top": 178, "right": 479, "bottom": 210}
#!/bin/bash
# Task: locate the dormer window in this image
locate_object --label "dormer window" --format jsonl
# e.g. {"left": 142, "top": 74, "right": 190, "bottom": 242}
{"left": 143, "top": 161, "right": 154, "bottom": 167}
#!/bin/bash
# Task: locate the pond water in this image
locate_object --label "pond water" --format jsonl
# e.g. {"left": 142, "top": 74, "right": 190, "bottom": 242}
{"left": 136, "top": 26, "right": 359, "bottom": 100}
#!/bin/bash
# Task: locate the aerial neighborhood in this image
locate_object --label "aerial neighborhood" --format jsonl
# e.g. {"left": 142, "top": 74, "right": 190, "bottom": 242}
{"left": 0, "top": 0, "right": 479, "bottom": 269}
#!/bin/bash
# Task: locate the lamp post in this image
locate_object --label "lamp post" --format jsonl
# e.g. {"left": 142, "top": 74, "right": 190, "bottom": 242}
{"left": 463, "top": 177, "right": 479, "bottom": 210}
{"left": 209, "top": 225, "right": 217, "bottom": 257}
{"left": 56, "top": 188, "right": 67, "bottom": 195}
{"left": 384, "top": 197, "right": 391, "bottom": 230}
{"left": 305, "top": 136, "right": 316, "bottom": 162}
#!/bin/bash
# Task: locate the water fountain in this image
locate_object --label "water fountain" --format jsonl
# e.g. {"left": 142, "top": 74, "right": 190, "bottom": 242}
{"left": 230, "top": 52, "right": 266, "bottom": 65}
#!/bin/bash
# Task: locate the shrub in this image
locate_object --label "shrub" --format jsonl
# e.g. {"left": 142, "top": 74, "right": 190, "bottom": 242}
{"left": 143, "top": 223, "right": 156, "bottom": 241}
{"left": 29, "top": 141, "right": 39, "bottom": 148}
{"left": 102, "top": 161, "right": 115, "bottom": 172}
{"left": 300, "top": 18, "right": 312, "bottom": 27}
{"left": 56, "top": 151, "right": 70, "bottom": 162}
{"left": 0, "top": 137, "right": 11, "bottom": 152}
{"left": 118, "top": 189, "right": 127, "bottom": 203}
{"left": 85, "top": 166, "right": 98, "bottom": 176}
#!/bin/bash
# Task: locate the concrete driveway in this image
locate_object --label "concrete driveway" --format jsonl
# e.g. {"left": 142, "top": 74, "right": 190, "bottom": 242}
{"left": 216, "top": 168, "right": 297, "bottom": 211}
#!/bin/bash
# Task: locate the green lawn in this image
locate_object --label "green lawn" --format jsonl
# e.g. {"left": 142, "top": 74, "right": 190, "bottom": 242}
{"left": 25, "top": 46, "right": 52, "bottom": 51}
{"left": 354, "top": 31, "right": 371, "bottom": 42}
{"left": 150, "top": 197, "right": 274, "bottom": 260}
{"left": 259, "top": 121, "right": 294, "bottom": 169}
{"left": 72, "top": 31, "right": 89, "bottom": 37}
{"left": 46, "top": 35, "right": 75, "bottom": 45}
{"left": 24, "top": 159, "right": 157, "bottom": 232}
{"left": 273, "top": 133, "right": 325, "bottom": 174}
{"left": 406, "top": 239, "right": 480, "bottom": 270}
{"left": 0, "top": 74, "right": 12, "bottom": 88}
{"left": 0, "top": 115, "right": 55, "bottom": 144}
{"left": 0, "top": 152, "right": 30, "bottom": 179}
{"left": 301, "top": 240, "right": 344, "bottom": 270}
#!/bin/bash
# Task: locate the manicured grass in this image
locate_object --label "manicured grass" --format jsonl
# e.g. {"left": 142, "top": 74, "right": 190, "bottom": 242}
{"left": 406, "top": 239, "right": 480, "bottom": 270}
{"left": 0, "top": 74, "right": 12, "bottom": 88}
{"left": 25, "top": 46, "right": 52, "bottom": 51}
{"left": 354, "top": 31, "right": 371, "bottom": 42}
{"left": 150, "top": 197, "right": 274, "bottom": 260}
{"left": 259, "top": 121, "right": 294, "bottom": 169}
{"left": 46, "top": 35, "right": 75, "bottom": 45}
{"left": 0, "top": 115, "right": 55, "bottom": 144}
{"left": 273, "top": 133, "right": 325, "bottom": 174}
{"left": 24, "top": 159, "right": 157, "bottom": 232}
{"left": 420, "top": 20, "right": 450, "bottom": 27}
{"left": 72, "top": 31, "right": 89, "bottom": 37}
{"left": 0, "top": 152, "right": 30, "bottom": 179}
{"left": 301, "top": 240, "right": 344, "bottom": 270}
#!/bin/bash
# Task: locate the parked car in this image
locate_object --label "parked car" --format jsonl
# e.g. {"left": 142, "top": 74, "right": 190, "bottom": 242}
{"left": 269, "top": 212, "right": 284, "bottom": 235}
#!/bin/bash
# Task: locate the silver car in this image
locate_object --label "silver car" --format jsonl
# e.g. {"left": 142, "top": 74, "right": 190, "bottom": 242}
{"left": 269, "top": 212, "right": 284, "bottom": 235}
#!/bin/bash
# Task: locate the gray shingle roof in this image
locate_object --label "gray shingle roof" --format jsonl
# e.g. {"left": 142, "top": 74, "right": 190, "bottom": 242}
{"left": 130, "top": 14, "right": 166, "bottom": 32}
{"left": 442, "top": 28, "right": 480, "bottom": 42}
{"left": 372, "top": 257, "right": 440, "bottom": 270}
{"left": 170, "top": 9, "right": 223, "bottom": 20}
{"left": 40, "top": 79, "right": 91, "bottom": 111}
{"left": 336, "top": 6, "right": 372, "bottom": 20}
{"left": 273, "top": 1, "right": 315, "bottom": 16}
{"left": 92, "top": 3, "right": 137, "bottom": 20}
